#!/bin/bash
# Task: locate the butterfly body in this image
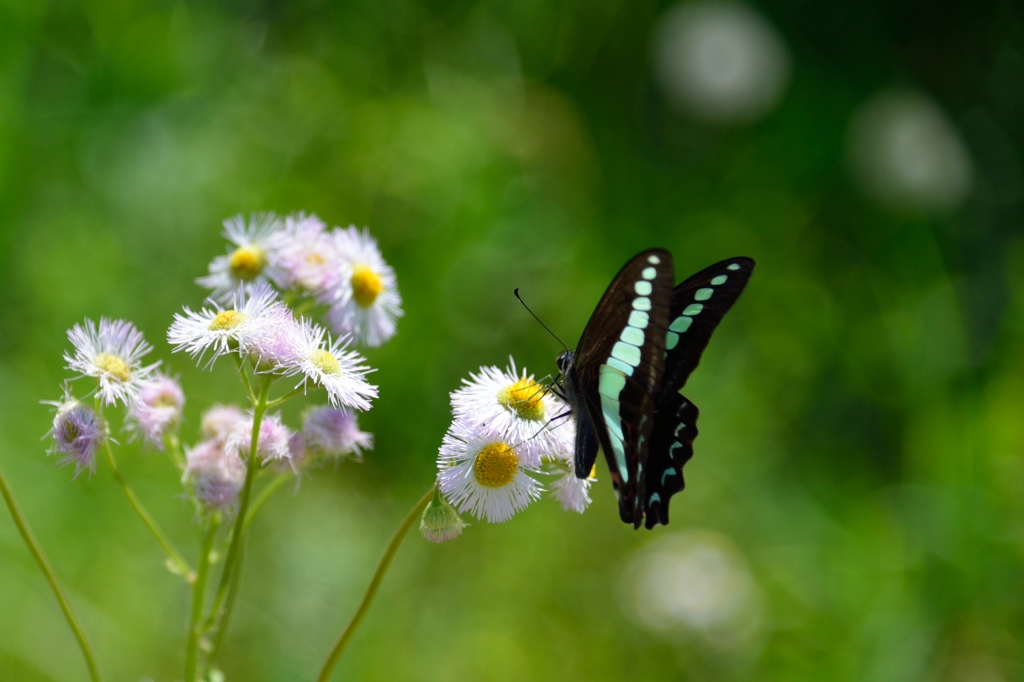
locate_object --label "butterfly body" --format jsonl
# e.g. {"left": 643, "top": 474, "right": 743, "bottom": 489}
{"left": 556, "top": 249, "right": 754, "bottom": 528}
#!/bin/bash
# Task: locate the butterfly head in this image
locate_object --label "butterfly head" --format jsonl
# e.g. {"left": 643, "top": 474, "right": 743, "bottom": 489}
{"left": 555, "top": 350, "right": 574, "bottom": 378}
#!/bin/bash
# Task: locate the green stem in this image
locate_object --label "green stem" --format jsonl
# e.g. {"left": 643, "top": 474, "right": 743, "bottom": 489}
{"left": 207, "top": 539, "right": 244, "bottom": 663}
{"left": 203, "top": 471, "right": 288, "bottom": 661}
{"left": 104, "top": 442, "right": 195, "bottom": 582}
{"left": 293, "top": 298, "right": 316, "bottom": 316}
{"left": 184, "top": 518, "right": 218, "bottom": 682}
{"left": 244, "top": 474, "right": 291, "bottom": 531}
{"left": 316, "top": 487, "right": 434, "bottom": 682}
{"left": 233, "top": 353, "right": 256, "bottom": 406}
{"left": 164, "top": 433, "right": 185, "bottom": 472}
{"left": 264, "top": 385, "right": 306, "bottom": 410}
{"left": 203, "top": 377, "right": 272, "bottom": 635}
{"left": 0, "top": 467, "right": 104, "bottom": 682}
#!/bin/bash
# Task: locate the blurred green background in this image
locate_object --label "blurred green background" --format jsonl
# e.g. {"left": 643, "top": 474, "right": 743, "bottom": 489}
{"left": 2, "top": 0, "right": 1024, "bottom": 680}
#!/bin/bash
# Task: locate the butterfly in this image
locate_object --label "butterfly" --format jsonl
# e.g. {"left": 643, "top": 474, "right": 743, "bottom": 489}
{"left": 554, "top": 249, "right": 754, "bottom": 528}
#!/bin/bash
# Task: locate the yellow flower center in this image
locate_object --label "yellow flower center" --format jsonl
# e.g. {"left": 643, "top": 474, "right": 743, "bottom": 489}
{"left": 93, "top": 353, "right": 130, "bottom": 382}
{"left": 208, "top": 310, "right": 249, "bottom": 331}
{"left": 153, "top": 393, "right": 179, "bottom": 408}
{"left": 351, "top": 265, "right": 384, "bottom": 308}
{"left": 473, "top": 442, "right": 519, "bottom": 488}
{"left": 496, "top": 377, "right": 546, "bottom": 421}
{"left": 309, "top": 349, "right": 341, "bottom": 376}
{"left": 229, "top": 245, "right": 266, "bottom": 281}
{"left": 305, "top": 252, "right": 326, "bottom": 267}
{"left": 62, "top": 419, "right": 80, "bottom": 442}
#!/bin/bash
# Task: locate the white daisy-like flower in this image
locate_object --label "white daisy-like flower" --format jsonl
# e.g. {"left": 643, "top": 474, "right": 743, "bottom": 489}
{"left": 64, "top": 318, "right": 159, "bottom": 406}
{"left": 168, "top": 281, "right": 285, "bottom": 368}
{"left": 244, "top": 305, "right": 304, "bottom": 372}
{"left": 281, "top": 319, "right": 377, "bottom": 411}
{"left": 451, "top": 358, "right": 575, "bottom": 468}
{"left": 302, "top": 405, "right": 373, "bottom": 460}
{"left": 197, "top": 213, "right": 286, "bottom": 303}
{"left": 226, "top": 411, "right": 293, "bottom": 464}
{"left": 319, "top": 226, "right": 403, "bottom": 347}
{"left": 437, "top": 418, "right": 543, "bottom": 523}
{"left": 549, "top": 460, "right": 595, "bottom": 514}
{"left": 274, "top": 213, "right": 338, "bottom": 294}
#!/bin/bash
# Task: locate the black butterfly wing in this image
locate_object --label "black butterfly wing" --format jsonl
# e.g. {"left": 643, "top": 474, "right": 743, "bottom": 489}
{"left": 571, "top": 248, "right": 675, "bottom": 527}
{"left": 642, "top": 393, "right": 699, "bottom": 529}
{"left": 640, "top": 256, "right": 754, "bottom": 528}
{"left": 659, "top": 257, "right": 755, "bottom": 401}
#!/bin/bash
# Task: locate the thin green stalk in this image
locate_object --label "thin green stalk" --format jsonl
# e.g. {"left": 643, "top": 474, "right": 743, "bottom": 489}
{"left": 265, "top": 385, "right": 306, "bottom": 410}
{"left": 184, "top": 518, "right": 218, "bottom": 682}
{"left": 203, "top": 376, "right": 272, "bottom": 635}
{"left": 206, "top": 539, "right": 244, "bottom": 663}
{"left": 164, "top": 433, "right": 185, "bottom": 472}
{"left": 233, "top": 353, "right": 256, "bottom": 406}
{"left": 0, "top": 467, "right": 104, "bottom": 682}
{"left": 244, "top": 473, "right": 290, "bottom": 531}
{"left": 316, "top": 487, "right": 435, "bottom": 682}
{"left": 103, "top": 442, "right": 195, "bottom": 582}
{"left": 293, "top": 298, "right": 316, "bottom": 316}
{"left": 203, "top": 471, "right": 288, "bottom": 661}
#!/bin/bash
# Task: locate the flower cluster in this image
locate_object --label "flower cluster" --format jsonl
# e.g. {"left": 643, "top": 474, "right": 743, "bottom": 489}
{"left": 196, "top": 212, "right": 403, "bottom": 347}
{"left": 425, "top": 358, "right": 589, "bottom": 538}
{"left": 47, "top": 319, "right": 171, "bottom": 476}
{"left": 34, "top": 206, "right": 609, "bottom": 682}
{"left": 168, "top": 282, "right": 377, "bottom": 410}
{"left": 184, "top": 437, "right": 246, "bottom": 513}
{"left": 47, "top": 212, "right": 393, "bottom": 522}
{"left": 181, "top": 402, "right": 370, "bottom": 512}
{"left": 44, "top": 206, "right": 590, "bottom": 560}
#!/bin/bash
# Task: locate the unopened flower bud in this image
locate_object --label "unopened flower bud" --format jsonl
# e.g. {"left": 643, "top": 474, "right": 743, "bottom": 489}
{"left": 201, "top": 405, "right": 247, "bottom": 443}
{"left": 185, "top": 440, "right": 245, "bottom": 512}
{"left": 225, "top": 413, "right": 292, "bottom": 463}
{"left": 302, "top": 406, "right": 373, "bottom": 461}
{"left": 127, "top": 372, "right": 185, "bottom": 449}
{"left": 420, "top": 488, "right": 467, "bottom": 543}
{"left": 47, "top": 393, "right": 106, "bottom": 478}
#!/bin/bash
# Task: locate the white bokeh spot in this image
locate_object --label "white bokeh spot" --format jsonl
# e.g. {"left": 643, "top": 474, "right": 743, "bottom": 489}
{"left": 620, "top": 529, "right": 763, "bottom": 649}
{"left": 653, "top": 1, "right": 791, "bottom": 123}
{"left": 846, "top": 89, "right": 973, "bottom": 213}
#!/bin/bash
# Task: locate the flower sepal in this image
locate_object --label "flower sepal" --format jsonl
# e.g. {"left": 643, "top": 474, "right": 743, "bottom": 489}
{"left": 420, "top": 487, "right": 467, "bottom": 543}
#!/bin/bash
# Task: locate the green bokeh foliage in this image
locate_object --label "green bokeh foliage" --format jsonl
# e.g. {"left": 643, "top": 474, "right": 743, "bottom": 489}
{"left": 2, "top": 0, "right": 1024, "bottom": 680}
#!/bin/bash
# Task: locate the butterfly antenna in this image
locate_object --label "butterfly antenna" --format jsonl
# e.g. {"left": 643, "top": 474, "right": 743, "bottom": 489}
{"left": 518, "top": 412, "right": 573, "bottom": 451}
{"left": 533, "top": 372, "right": 566, "bottom": 399}
{"left": 514, "top": 288, "right": 569, "bottom": 352}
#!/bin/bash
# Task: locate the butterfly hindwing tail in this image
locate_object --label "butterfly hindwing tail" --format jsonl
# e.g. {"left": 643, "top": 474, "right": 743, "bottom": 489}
{"left": 642, "top": 393, "right": 699, "bottom": 529}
